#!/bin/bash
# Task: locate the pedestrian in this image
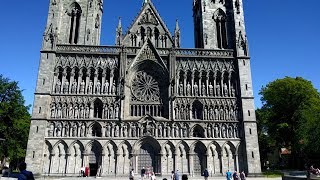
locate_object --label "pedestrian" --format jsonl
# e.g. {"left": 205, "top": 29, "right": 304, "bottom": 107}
{"left": 174, "top": 170, "right": 180, "bottom": 180}
{"left": 130, "top": 168, "right": 135, "bottom": 180}
{"left": 151, "top": 172, "right": 157, "bottom": 180}
{"left": 141, "top": 167, "right": 146, "bottom": 180}
{"left": 226, "top": 170, "right": 232, "bottom": 180}
{"left": 203, "top": 168, "right": 209, "bottom": 180}
{"left": 17, "top": 162, "right": 35, "bottom": 180}
{"left": 233, "top": 171, "right": 239, "bottom": 180}
{"left": 240, "top": 171, "right": 246, "bottom": 180}
{"left": 171, "top": 171, "right": 175, "bottom": 180}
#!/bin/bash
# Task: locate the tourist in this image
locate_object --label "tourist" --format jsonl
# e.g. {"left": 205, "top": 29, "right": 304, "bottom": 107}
{"left": 174, "top": 170, "right": 180, "bottom": 180}
{"left": 203, "top": 168, "right": 209, "bottom": 180}
{"left": 141, "top": 167, "right": 146, "bottom": 180}
{"left": 130, "top": 168, "right": 135, "bottom": 180}
{"left": 171, "top": 171, "right": 175, "bottom": 180}
{"left": 240, "top": 171, "right": 246, "bottom": 180}
{"left": 226, "top": 170, "right": 232, "bottom": 180}
{"left": 18, "top": 162, "right": 35, "bottom": 180}
{"left": 151, "top": 172, "right": 156, "bottom": 180}
{"left": 233, "top": 171, "right": 239, "bottom": 180}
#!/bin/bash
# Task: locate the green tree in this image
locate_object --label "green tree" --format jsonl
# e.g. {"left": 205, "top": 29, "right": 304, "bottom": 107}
{"left": 0, "top": 74, "right": 31, "bottom": 166}
{"left": 257, "top": 77, "right": 320, "bottom": 168}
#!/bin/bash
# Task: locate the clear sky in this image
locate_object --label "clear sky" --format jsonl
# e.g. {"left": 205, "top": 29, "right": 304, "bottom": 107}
{"left": 0, "top": 0, "right": 319, "bottom": 110}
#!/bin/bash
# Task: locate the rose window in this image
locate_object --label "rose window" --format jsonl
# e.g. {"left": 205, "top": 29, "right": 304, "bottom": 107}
{"left": 131, "top": 71, "right": 160, "bottom": 102}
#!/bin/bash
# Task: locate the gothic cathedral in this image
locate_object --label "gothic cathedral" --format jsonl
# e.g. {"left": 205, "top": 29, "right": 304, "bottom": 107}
{"left": 26, "top": 0, "right": 262, "bottom": 177}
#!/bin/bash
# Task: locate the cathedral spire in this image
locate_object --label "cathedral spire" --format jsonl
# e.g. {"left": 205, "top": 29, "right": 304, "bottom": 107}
{"left": 143, "top": 0, "right": 150, "bottom": 5}
{"left": 115, "top": 17, "right": 123, "bottom": 45}
{"left": 174, "top": 19, "right": 181, "bottom": 48}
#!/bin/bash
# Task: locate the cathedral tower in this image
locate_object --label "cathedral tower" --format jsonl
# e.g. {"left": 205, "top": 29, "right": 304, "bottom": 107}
{"left": 194, "top": 0, "right": 261, "bottom": 174}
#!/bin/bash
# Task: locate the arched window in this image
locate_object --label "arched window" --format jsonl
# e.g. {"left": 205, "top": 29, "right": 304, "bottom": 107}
{"left": 69, "top": 3, "right": 82, "bottom": 44}
{"left": 140, "top": 26, "right": 146, "bottom": 44}
{"left": 192, "top": 100, "right": 203, "bottom": 120}
{"left": 193, "top": 125, "right": 205, "bottom": 138}
{"left": 154, "top": 27, "right": 160, "bottom": 47}
{"left": 94, "top": 99, "right": 103, "bottom": 118}
{"left": 214, "top": 9, "right": 227, "bottom": 49}
{"left": 147, "top": 27, "right": 152, "bottom": 39}
{"left": 91, "top": 123, "right": 102, "bottom": 137}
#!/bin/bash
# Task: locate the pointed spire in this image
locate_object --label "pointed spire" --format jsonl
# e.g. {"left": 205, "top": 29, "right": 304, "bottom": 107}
{"left": 115, "top": 17, "right": 123, "bottom": 46}
{"left": 143, "top": 0, "right": 150, "bottom": 5}
{"left": 117, "top": 17, "right": 122, "bottom": 29}
{"left": 174, "top": 19, "right": 181, "bottom": 48}
{"left": 175, "top": 19, "right": 180, "bottom": 31}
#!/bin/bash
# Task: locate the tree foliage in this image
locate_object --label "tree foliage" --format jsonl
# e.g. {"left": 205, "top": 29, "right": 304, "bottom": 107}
{"left": 0, "top": 74, "right": 31, "bottom": 165}
{"left": 257, "top": 77, "right": 320, "bottom": 168}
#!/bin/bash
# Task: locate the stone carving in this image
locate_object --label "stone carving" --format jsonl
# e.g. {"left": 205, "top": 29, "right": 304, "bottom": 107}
{"left": 131, "top": 71, "right": 160, "bottom": 102}
{"left": 104, "top": 80, "right": 109, "bottom": 94}
{"left": 139, "top": 8, "right": 158, "bottom": 25}
{"left": 96, "top": 81, "right": 101, "bottom": 94}
{"left": 88, "top": 80, "right": 93, "bottom": 94}
{"left": 55, "top": 80, "right": 61, "bottom": 93}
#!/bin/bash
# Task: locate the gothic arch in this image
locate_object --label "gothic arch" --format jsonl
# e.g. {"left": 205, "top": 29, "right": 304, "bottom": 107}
{"left": 67, "top": 140, "right": 84, "bottom": 174}
{"left": 93, "top": 98, "right": 103, "bottom": 118}
{"left": 162, "top": 141, "right": 175, "bottom": 174}
{"left": 51, "top": 140, "right": 68, "bottom": 174}
{"left": 68, "top": 2, "right": 82, "bottom": 44}
{"left": 191, "top": 141, "right": 207, "bottom": 175}
{"left": 43, "top": 141, "right": 53, "bottom": 174}
{"left": 192, "top": 124, "right": 205, "bottom": 138}
{"left": 192, "top": 100, "right": 204, "bottom": 120}
{"left": 102, "top": 140, "right": 117, "bottom": 175}
{"left": 88, "top": 121, "right": 102, "bottom": 137}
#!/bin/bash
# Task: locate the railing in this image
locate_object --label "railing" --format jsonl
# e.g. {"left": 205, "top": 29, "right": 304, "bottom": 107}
{"left": 56, "top": 45, "right": 122, "bottom": 54}
{"left": 175, "top": 48, "right": 234, "bottom": 57}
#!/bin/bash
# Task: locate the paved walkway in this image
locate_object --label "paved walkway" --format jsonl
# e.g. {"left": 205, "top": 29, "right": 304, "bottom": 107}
{"left": 0, "top": 176, "right": 282, "bottom": 180}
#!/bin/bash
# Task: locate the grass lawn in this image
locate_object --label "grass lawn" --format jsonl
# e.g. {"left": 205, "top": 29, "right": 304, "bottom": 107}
{"left": 263, "top": 171, "right": 283, "bottom": 178}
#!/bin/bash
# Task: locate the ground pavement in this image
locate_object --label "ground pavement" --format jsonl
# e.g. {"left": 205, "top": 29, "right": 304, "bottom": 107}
{"left": 1, "top": 176, "right": 283, "bottom": 180}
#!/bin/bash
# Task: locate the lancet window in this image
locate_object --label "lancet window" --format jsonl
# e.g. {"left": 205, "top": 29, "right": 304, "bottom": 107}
{"left": 214, "top": 9, "right": 227, "bottom": 49}
{"left": 68, "top": 3, "right": 82, "bottom": 44}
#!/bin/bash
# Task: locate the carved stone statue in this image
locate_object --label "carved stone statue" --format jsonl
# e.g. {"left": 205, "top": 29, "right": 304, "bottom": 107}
{"left": 48, "top": 123, "right": 54, "bottom": 137}
{"left": 96, "top": 81, "right": 101, "bottom": 94}
{"left": 158, "top": 124, "right": 162, "bottom": 137}
{"left": 111, "top": 81, "right": 116, "bottom": 95}
{"left": 80, "top": 80, "right": 85, "bottom": 94}
{"left": 74, "top": 106, "right": 79, "bottom": 119}
{"left": 72, "top": 123, "right": 77, "bottom": 137}
{"left": 56, "top": 123, "right": 62, "bottom": 137}
{"left": 80, "top": 123, "right": 85, "bottom": 137}
{"left": 50, "top": 104, "right": 55, "bottom": 118}
{"left": 69, "top": 105, "right": 74, "bottom": 118}
{"left": 216, "top": 83, "right": 221, "bottom": 96}
{"left": 114, "top": 125, "right": 119, "bottom": 137}
{"left": 88, "top": 80, "right": 93, "bottom": 94}
{"left": 85, "top": 105, "right": 90, "bottom": 119}
{"left": 79, "top": 105, "right": 84, "bottom": 119}
{"left": 209, "top": 82, "right": 214, "bottom": 96}
{"left": 186, "top": 82, "right": 191, "bottom": 96}
{"left": 57, "top": 104, "right": 62, "bottom": 118}
{"left": 214, "top": 107, "right": 219, "bottom": 120}
{"left": 201, "top": 82, "right": 206, "bottom": 96}
{"left": 105, "top": 124, "right": 110, "bottom": 137}
{"left": 55, "top": 79, "right": 61, "bottom": 93}
{"left": 71, "top": 81, "right": 77, "bottom": 94}
{"left": 104, "top": 80, "right": 109, "bottom": 94}
{"left": 63, "top": 81, "right": 69, "bottom": 94}
{"left": 179, "top": 82, "right": 183, "bottom": 95}
{"left": 132, "top": 124, "right": 136, "bottom": 137}
{"left": 194, "top": 83, "right": 199, "bottom": 96}
{"left": 223, "top": 83, "right": 228, "bottom": 97}
{"left": 62, "top": 104, "right": 67, "bottom": 118}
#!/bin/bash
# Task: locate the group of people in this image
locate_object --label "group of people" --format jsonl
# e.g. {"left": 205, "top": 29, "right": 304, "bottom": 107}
{"left": 1, "top": 162, "right": 34, "bottom": 180}
{"left": 226, "top": 170, "right": 246, "bottom": 180}
{"left": 130, "top": 167, "right": 157, "bottom": 180}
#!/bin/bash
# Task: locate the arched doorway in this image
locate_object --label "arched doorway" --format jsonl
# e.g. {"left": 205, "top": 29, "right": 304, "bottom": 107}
{"left": 193, "top": 142, "right": 207, "bottom": 175}
{"left": 138, "top": 138, "right": 161, "bottom": 175}
{"left": 88, "top": 141, "right": 102, "bottom": 176}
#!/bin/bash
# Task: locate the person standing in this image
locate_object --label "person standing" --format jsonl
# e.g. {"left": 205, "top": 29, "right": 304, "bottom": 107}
{"left": 240, "top": 171, "right": 246, "bottom": 180}
{"left": 203, "top": 168, "right": 209, "bottom": 180}
{"left": 18, "top": 162, "right": 35, "bottom": 180}
{"left": 151, "top": 172, "right": 157, "bottom": 180}
{"left": 171, "top": 171, "right": 175, "bottom": 180}
{"left": 174, "top": 170, "right": 180, "bottom": 180}
{"left": 130, "top": 168, "right": 135, "bottom": 180}
{"left": 226, "top": 170, "right": 232, "bottom": 180}
{"left": 233, "top": 171, "right": 239, "bottom": 180}
{"left": 141, "top": 167, "right": 146, "bottom": 180}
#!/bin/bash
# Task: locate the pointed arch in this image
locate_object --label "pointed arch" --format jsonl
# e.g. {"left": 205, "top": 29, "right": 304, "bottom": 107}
{"left": 214, "top": 9, "right": 227, "bottom": 49}
{"left": 51, "top": 140, "right": 68, "bottom": 174}
{"left": 68, "top": 2, "right": 82, "bottom": 44}
{"left": 67, "top": 140, "right": 85, "bottom": 174}
{"left": 192, "top": 124, "right": 205, "bottom": 138}
{"left": 162, "top": 141, "right": 175, "bottom": 174}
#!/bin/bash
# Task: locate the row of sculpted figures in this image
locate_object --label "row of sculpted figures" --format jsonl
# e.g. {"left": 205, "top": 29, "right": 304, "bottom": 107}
{"left": 174, "top": 99, "right": 240, "bottom": 121}
{"left": 53, "top": 66, "right": 118, "bottom": 95}
{"left": 50, "top": 99, "right": 119, "bottom": 120}
{"left": 43, "top": 139, "right": 241, "bottom": 176}
{"left": 47, "top": 121, "right": 240, "bottom": 139}
{"left": 176, "top": 69, "right": 237, "bottom": 98}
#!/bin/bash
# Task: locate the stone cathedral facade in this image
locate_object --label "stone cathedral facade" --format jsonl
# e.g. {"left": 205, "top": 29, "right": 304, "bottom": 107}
{"left": 26, "top": 0, "right": 261, "bottom": 177}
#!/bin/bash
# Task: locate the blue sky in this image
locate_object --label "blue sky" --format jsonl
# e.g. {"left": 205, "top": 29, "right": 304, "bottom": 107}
{"left": 0, "top": 0, "right": 319, "bottom": 110}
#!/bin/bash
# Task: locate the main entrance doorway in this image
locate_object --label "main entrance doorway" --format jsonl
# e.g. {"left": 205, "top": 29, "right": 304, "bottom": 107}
{"left": 88, "top": 141, "right": 102, "bottom": 176}
{"left": 138, "top": 139, "right": 161, "bottom": 175}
